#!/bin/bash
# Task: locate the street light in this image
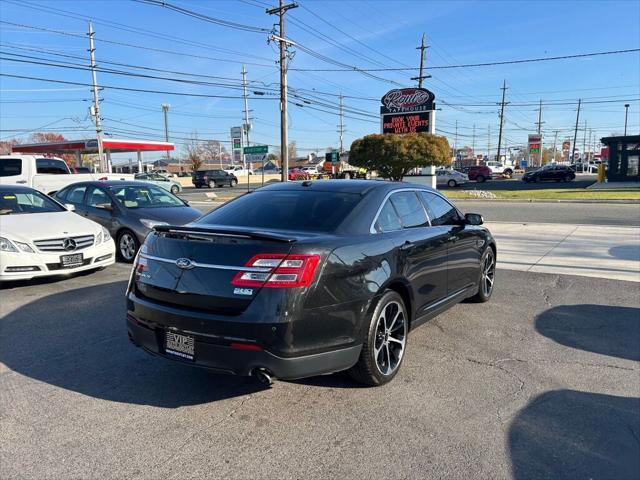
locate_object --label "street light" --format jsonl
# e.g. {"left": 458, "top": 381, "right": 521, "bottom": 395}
{"left": 161, "top": 103, "right": 170, "bottom": 161}
{"left": 624, "top": 104, "right": 630, "bottom": 136}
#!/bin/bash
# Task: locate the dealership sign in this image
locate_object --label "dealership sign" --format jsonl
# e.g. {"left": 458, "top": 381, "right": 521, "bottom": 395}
{"left": 380, "top": 87, "right": 435, "bottom": 134}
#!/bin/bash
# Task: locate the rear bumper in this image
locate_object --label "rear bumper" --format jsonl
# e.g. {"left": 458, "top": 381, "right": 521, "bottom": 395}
{"left": 127, "top": 315, "right": 362, "bottom": 379}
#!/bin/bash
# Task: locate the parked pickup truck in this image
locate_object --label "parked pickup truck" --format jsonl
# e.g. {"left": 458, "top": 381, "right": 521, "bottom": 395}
{"left": 484, "top": 161, "right": 514, "bottom": 178}
{"left": 0, "top": 155, "right": 133, "bottom": 195}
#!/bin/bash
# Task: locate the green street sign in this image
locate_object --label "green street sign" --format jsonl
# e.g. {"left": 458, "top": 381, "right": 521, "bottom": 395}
{"left": 243, "top": 145, "right": 268, "bottom": 155}
{"left": 331, "top": 151, "right": 338, "bottom": 165}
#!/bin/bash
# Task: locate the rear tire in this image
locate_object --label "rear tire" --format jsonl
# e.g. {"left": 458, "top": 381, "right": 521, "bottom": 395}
{"left": 476, "top": 175, "right": 485, "bottom": 183}
{"left": 469, "top": 247, "right": 495, "bottom": 303}
{"left": 447, "top": 179, "right": 457, "bottom": 187}
{"left": 563, "top": 175, "right": 572, "bottom": 182}
{"left": 230, "top": 178, "right": 237, "bottom": 187}
{"left": 503, "top": 169, "right": 513, "bottom": 178}
{"left": 348, "top": 290, "right": 408, "bottom": 386}
{"left": 195, "top": 184, "right": 201, "bottom": 189}
{"left": 208, "top": 180, "right": 214, "bottom": 189}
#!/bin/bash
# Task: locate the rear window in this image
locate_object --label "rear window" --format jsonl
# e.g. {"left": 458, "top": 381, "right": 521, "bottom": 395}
{"left": 36, "top": 158, "right": 69, "bottom": 174}
{"left": 197, "top": 190, "right": 361, "bottom": 232}
{"left": 0, "top": 158, "right": 22, "bottom": 177}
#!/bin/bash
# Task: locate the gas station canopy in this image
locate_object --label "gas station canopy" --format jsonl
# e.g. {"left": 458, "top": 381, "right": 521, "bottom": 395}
{"left": 12, "top": 138, "right": 174, "bottom": 154}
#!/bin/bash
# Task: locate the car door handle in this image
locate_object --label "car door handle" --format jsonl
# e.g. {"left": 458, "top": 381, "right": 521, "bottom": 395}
{"left": 400, "top": 241, "right": 414, "bottom": 251}
{"left": 16, "top": 180, "right": 27, "bottom": 184}
{"left": 448, "top": 235, "right": 459, "bottom": 242}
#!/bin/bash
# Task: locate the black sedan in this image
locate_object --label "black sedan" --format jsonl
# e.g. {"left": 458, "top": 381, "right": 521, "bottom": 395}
{"left": 522, "top": 164, "right": 576, "bottom": 183}
{"left": 126, "top": 180, "right": 496, "bottom": 386}
{"left": 55, "top": 181, "right": 202, "bottom": 262}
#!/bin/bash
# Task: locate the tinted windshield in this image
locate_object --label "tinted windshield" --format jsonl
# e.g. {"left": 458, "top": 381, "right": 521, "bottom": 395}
{"left": 110, "top": 185, "right": 184, "bottom": 208}
{"left": 196, "top": 190, "right": 362, "bottom": 232}
{"left": 0, "top": 190, "right": 65, "bottom": 215}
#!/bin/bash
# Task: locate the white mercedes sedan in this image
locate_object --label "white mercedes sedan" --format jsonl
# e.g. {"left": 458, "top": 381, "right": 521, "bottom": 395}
{"left": 0, "top": 185, "right": 115, "bottom": 282}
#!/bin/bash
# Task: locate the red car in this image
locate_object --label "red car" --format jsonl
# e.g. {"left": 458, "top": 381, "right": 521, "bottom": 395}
{"left": 288, "top": 168, "right": 310, "bottom": 181}
{"left": 457, "top": 165, "right": 492, "bottom": 183}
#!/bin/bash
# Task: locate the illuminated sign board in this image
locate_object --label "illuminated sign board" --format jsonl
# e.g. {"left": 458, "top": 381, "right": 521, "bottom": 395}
{"left": 380, "top": 87, "right": 435, "bottom": 135}
{"left": 382, "top": 112, "right": 430, "bottom": 134}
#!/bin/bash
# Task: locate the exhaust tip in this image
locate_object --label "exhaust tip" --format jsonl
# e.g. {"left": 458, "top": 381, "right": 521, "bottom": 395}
{"left": 253, "top": 368, "right": 274, "bottom": 386}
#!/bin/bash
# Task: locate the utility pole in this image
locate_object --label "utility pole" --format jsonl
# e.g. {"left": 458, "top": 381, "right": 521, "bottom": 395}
{"left": 88, "top": 22, "right": 105, "bottom": 173}
{"left": 624, "top": 103, "right": 630, "bottom": 135}
{"left": 535, "top": 100, "right": 544, "bottom": 166}
{"left": 267, "top": 0, "right": 298, "bottom": 182}
{"left": 496, "top": 80, "right": 508, "bottom": 163}
{"left": 572, "top": 99, "right": 581, "bottom": 162}
{"left": 454, "top": 120, "right": 458, "bottom": 159}
{"left": 411, "top": 33, "right": 431, "bottom": 88}
{"left": 241, "top": 65, "right": 251, "bottom": 171}
{"left": 161, "top": 103, "right": 170, "bottom": 161}
{"left": 338, "top": 93, "right": 345, "bottom": 153}
{"left": 487, "top": 124, "right": 491, "bottom": 161}
{"left": 472, "top": 123, "right": 476, "bottom": 159}
{"left": 582, "top": 119, "right": 587, "bottom": 161}
{"left": 588, "top": 128, "right": 594, "bottom": 161}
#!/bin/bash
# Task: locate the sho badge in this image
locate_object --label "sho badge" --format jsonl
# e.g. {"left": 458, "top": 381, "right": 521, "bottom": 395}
{"left": 233, "top": 287, "right": 253, "bottom": 296}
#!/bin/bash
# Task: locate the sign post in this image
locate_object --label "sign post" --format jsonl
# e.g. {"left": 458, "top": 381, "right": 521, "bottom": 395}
{"left": 243, "top": 145, "right": 268, "bottom": 189}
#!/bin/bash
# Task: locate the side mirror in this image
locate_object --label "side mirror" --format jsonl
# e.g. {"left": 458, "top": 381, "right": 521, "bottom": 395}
{"left": 65, "top": 204, "right": 76, "bottom": 212}
{"left": 465, "top": 213, "right": 483, "bottom": 226}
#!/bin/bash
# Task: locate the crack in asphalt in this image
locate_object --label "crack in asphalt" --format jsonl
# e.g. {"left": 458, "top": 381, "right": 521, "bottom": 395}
{"left": 139, "top": 393, "right": 255, "bottom": 479}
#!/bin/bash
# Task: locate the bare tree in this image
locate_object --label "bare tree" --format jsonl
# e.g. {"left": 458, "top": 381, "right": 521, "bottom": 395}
{"left": 200, "top": 140, "right": 225, "bottom": 168}
{"left": 183, "top": 133, "right": 204, "bottom": 173}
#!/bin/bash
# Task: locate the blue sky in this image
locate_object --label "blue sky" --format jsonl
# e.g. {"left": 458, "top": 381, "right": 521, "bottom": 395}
{"left": 1, "top": 0, "right": 639, "bottom": 163}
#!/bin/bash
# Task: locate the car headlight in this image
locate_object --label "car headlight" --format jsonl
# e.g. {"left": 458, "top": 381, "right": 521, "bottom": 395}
{"left": 140, "top": 219, "right": 169, "bottom": 229}
{"left": 0, "top": 237, "right": 19, "bottom": 253}
{"left": 100, "top": 227, "right": 111, "bottom": 243}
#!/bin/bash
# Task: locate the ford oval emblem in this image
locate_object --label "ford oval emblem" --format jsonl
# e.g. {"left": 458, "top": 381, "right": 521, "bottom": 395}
{"left": 175, "top": 258, "right": 194, "bottom": 270}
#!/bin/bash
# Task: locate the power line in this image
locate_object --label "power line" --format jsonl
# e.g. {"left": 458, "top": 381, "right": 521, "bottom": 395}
{"left": 4, "top": 0, "right": 275, "bottom": 60}
{"left": 0, "top": 21, "right": 275, "bottom": 67}
{"left": 289, "top": 48, "right": 640, "bottom": 71}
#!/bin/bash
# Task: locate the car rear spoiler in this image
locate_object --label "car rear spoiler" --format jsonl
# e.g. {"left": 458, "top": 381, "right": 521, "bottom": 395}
{"left": 153, "top": 225, "right": 297, "bottom": 243}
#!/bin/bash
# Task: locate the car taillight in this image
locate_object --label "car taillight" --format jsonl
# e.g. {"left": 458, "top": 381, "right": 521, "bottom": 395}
{"left": 231, "top": 253, "right": 320, "bottom": 288}
{"left": 203, "top": 175, "right": 208, "bottom": 180}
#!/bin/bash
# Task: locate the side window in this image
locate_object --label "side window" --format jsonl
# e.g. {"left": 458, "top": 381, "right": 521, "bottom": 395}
{"left": 66, "top": 185, "right": 87, "bottom": 204}
{"left": 389, "top": 191, "right": 428, "bottom": 228}
{"left": 86, "top": 187, "right": 111, "bottom": 208}
{"left": 36, "top": 158, "right": 69, "bottom": 174}
{"left": 374, "top": 200, "right": 402, "bottom": 233}
{"left": 419, "top": 191, "right": 460, "bottom": 226}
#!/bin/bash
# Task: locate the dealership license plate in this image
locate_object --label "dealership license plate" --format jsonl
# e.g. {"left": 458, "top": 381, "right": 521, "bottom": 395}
{"left": 165, "top": 331, "right": 195, "bottom": 360}
{"left": 60, "top": 253, "right": 83, "bottom": 268}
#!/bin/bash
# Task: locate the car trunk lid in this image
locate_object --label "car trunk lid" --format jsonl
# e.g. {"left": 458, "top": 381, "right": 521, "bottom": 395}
{"left": 134, "top": 226, "right": 300, "bottom": 314}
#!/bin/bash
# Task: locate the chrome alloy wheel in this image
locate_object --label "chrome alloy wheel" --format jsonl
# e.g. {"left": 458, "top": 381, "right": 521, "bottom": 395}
{"left": 374, "top": 300, "right": 407, "bottom": 376}
{"left": 119, "top": 232, "right": 137, "bottom": 261}
{"left": 482, "top": 250, "right": 496, "bottom": 297}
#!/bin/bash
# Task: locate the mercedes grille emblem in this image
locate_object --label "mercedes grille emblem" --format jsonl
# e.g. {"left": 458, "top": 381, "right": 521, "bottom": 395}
{"left": 175, "top": 258, "right": 194, "bottom": 270}
{"left": 62, "top": 238, "right": 77, "bottom": 252}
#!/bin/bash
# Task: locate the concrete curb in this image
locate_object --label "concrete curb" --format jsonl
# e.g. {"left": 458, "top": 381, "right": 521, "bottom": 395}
{"left": 450, "top": 198, "right": 640, "bottom": 204}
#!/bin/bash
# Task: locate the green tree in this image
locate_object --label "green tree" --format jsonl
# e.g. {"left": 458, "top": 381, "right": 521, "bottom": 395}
{"left": 349, "top": 133, "right": 450, "bottom": 180}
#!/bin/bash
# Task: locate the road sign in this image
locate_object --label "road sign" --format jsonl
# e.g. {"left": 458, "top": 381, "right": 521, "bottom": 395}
{"left": 331, "top": 151, "right": 338, "bottom": 165}
{"left": 243, "top": 145, "right": 268, "bottom": 155}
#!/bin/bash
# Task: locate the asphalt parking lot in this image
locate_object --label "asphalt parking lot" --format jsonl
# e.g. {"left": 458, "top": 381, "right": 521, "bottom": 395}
{"left": 1, "top": 263, "right": 638, "bottom": 479}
